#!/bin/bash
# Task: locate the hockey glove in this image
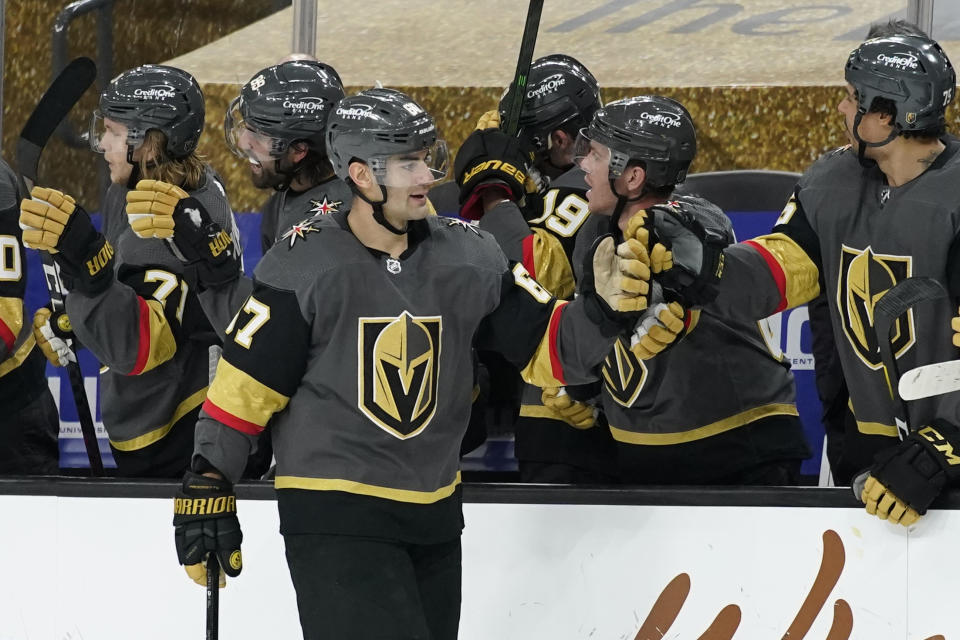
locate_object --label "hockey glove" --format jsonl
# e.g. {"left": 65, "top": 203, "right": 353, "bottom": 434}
{"left": 173, "top": 471, "right": 243, "bottom": 588}
{"left": 128, "top": 180, "right": 240, "bottom": 289}
{"left": 32, "top": 307, "right": 77, "bottom": 367}
{"left": 855, "top": 420, "right": 960, "bottom": 526}
{"left": 475, "top": 109, "right": 501, "bottom": 130}
{"left": 639, "top": 200, "right": 729, "bottom": 307}
{"left": 951, "top": 306, "right": 960, "bottom": 348}
{"left": 630, "top": 301, "right": 686, "bottom": 360}
{"left": 455, "top": 128, "right": 531, "bottom": 220}
{"left": 581, "top": 233, "right": 651, "bottom": 321}
{"left": 19, "top": 187, "right": 114, "bottom": 295}
{"left": 542, "top": 386, "right": 597, "bottom": 429}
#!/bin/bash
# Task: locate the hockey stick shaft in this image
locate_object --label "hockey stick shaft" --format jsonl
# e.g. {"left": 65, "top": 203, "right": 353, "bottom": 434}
{"left": 16, "top": 57, "right": 103, "bottom": 474}
{"left": 501, "top": 0, "right": 545, "bottom": 137}
{"left": 206, "top": 555, "right": 220, "bottom": 640}
{"left": 873, "top": 276, "right": 948, "bottom": 439}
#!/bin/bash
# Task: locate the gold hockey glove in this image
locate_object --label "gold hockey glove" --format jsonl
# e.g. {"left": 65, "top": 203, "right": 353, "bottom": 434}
{"left": 475, "top": 109, "right": 501, "bottom": 130}
{"left": 951, "top": 306, "right": 960, "bottom": 348}
{"left": 125, "top": 179, "right": 188, "bottom": 239}
{"left": 582, "top": 234, "right": 651, "bottom": 315}
{"left": 541, "top": 386, "right": 597, "bottom": 429}
{"left": 630, "top": 301, "right": 686, "bottom": 360}
{"left": 32, "top": 307, "right": 77, "bottom": 367}
{"left": 20, "top": 187, "right": 114, "bottom": 295}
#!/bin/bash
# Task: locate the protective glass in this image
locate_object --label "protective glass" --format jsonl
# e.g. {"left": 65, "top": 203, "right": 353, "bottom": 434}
{"left": 88, "top": 111, "right": 135, "bottom": 154}
{"left": 368, "top": 139, "right": 450, "bottom": 188}
{"left": 224, "top": 97, "right": 290, "bottom": 160}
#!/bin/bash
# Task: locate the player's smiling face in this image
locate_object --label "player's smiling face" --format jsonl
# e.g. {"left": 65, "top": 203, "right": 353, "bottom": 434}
{"left": 382, "top": 150, "right": 435, "bottom": 220}
{"left": 238, "top": 126, "right": 285, "bottom": 188}
{"left": 837, "top": 83, "right": 893, "bottom": 153}
{"left": 578, "top": 141, "right": 618, "bottom": 215}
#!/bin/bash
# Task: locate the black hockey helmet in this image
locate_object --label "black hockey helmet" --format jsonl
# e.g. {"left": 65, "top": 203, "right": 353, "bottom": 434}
{"left": 225, "top": 60, "right": 344, "bottom": 158}
{"left": 577, "top": 95, "right": 697, "bottom": 189}
{"left": 499, "top": 54, "right": 601, "bottom": 150}
{"left": 845, "top": 35, "right": 955, "bottom": 133}
{"left": 325, "top": 88, "right": 448, "bottom": 187}
{"left": 93, "top": 64, "right": 205, "bottom": 158}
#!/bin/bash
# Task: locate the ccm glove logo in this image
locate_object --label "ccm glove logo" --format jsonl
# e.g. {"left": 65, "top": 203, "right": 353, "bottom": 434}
{"left": 918, "top": 426, "right": 960, "bottom": 466}
{"left": 461, "top": 159, "right": 526, "bottom": 188}
{"left": 174, "top": 495, "right": 237, "bottom": 516}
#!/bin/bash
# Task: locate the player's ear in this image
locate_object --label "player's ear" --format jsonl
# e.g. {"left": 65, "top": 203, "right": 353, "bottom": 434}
{"left": 552, "top": 129, "right": 572, "bottom": 151}
{"left": 348, "top": 160, "right": 373, "bottom": 188}
{"left": 288, "top": 141, "right": 309, "bottom": 164}
{"left": 623, "top": 164, "right": 646, "bottom": 194}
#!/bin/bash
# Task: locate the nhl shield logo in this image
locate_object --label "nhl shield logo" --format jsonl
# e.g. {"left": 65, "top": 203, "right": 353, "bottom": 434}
{"left": 358, "top": 311, "right": 442, "bottom": 439}
{"left": 836, "top": 244, "right": 914, "bottom": 369}
{"left": 601, "top": 338, "right": 648, "bottom": 408}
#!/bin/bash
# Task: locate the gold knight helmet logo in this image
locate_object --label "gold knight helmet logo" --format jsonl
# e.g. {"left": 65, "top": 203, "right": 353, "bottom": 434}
{"left": 601, "top": 337, "right": 648, "bottom": 408}
{"left": 358, "top": 311, "right": 441, "bottom": 439}
{"left": 837, "top": 245, "right": 913, "bottom": 369}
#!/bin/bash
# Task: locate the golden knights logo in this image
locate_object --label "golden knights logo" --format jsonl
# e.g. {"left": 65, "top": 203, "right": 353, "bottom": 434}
{"left": 358, "top": 311, "right": 442, "bottom": 439}
{"left": 836, "top": 245, "right": 913, "bottom": 369}
{"left": 601, "top": 337, "right": 648, "bottom": 407}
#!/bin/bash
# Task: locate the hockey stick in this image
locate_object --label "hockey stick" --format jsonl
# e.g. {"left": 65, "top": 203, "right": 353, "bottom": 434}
{"left": 873, "top": 276, "right": 948, "bottom": 439}
{"left": 16, "top": 56, "right": 103, "bottom": 475}
{"left": 206, "top": 555, "right": 220, "bottom": 640}
{"left": 501, "top": 0, "right": 545, "bottom": 137}
{"left": 899, "top": 359, "right": 960, "bottom": 401}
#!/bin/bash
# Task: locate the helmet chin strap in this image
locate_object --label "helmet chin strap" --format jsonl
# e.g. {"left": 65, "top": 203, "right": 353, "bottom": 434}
{"left": 608, "top": 176, "right": 646, "bottom": 232}
{"left": 852, "top": 111, "right": 899, "bottom": 168}
{"left": 347, "top": 178, "right": 407, "bottom": 235}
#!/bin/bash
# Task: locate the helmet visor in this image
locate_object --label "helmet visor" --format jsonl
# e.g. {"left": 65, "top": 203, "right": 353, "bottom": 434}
{"left": 224, "top": 97, "right": 290, "bottom": 161}
{"left": 573, "top": 130, "right": 614, "bottom": 177}
{"left": 88, "top": 111, "right": 136, "bottom": 154}
{"left": 368, "top": 140, "right": 450, "bottom": 188}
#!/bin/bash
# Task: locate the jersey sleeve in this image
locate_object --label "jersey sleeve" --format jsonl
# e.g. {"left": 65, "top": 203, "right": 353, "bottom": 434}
{"left": 712, "top": 188, "right": 823, "bottom": 320}
{"left": 194, "top": 269, "right": 311, "bottom": 483}
{"left": 0, "top": 203, "right": 26, "bottom": 363}
{"left": 66, "top": 262, "right": 192, "bottom": 375}
{"left": 476, "top": 262, "right": 621, "bottom": 388}
{"left": 197, "top": 275, "right": 254, "bottom": 340}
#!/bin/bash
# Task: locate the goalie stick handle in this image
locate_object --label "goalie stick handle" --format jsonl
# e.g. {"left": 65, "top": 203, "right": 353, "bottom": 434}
{"left": 502, "top": 0, "right": 545, "bottom": 137}
{"left": 874, "top": 276, "right": 948, "bottom": 438}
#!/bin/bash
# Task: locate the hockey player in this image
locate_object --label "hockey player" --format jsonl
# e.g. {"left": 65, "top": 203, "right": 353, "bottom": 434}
{"left": 572, "top": 95, "right": 810, "bottom": 484}
{"left": 456, "top": 54, "right": 619, "bottom": 483}
{"left": 640, "top": 35, "right": 960, "bottom": 523}
{"left": 171, "top": 88, "right": 650, "bottom": 639}
{"left": 0, "top": 158, "right": 60, "bottom": 474}
{"left": 20, "top": 65, "right": 239, "bottom": 477}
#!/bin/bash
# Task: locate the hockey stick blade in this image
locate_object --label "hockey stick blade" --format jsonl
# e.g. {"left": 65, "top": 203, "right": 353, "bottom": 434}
{"left": 899, "top": 360, "right": 960, "bottom": 401}
{"left": 17, "top": 57, "right": 97, "bottom": 191}
{"left": 501, "top": 0, "right": 544, "bottom": 137}
{"left": 874, "top": 276, "right": 948, "bottom": 438}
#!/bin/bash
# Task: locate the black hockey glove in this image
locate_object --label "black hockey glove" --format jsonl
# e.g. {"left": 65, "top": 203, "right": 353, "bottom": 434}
{"left": 580, "top": 233, "right": 651, "bottom": 334}
{"left": 173, "top": 471, "right": 243, "bottom": 588}
{"left": 455, "top": 128, "right": 532, "bottom": 220}
{"left": 127, "top": 180, "right": 240, "bottom": 289}
{"left": 643, "top": 199, "right": 729, "bottom": 307}
{"left": 855, "top": 420, "right": 960, "bottom": 526}
{"left": 19, "top": 187, "right": 115, "bottom": 295}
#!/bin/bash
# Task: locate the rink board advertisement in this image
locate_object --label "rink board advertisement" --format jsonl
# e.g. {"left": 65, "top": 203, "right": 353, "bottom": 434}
{"left": 29, "top": 209, "right": 827, "bottom": 475}
{"left": 0, "top": 494, "right": 955, "bottom": 639}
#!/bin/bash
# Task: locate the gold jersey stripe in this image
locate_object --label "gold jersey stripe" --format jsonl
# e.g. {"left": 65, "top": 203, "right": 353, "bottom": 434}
{"left": 109, "top": 386, "right": 208, "bottom": 451}
{"left": 519, "top": 300, "right": 567, "bottom": 388}
{"left": 135, "top": 298, "right": 178, "bottom": 374}
{"left": 520, "top": 404, "right": 565, "bottom": 420}
{"left": 529, "top": 229, "right": 575, "bottom": 300}
{"left": 847, "top": 398, "right": 899, "bottom": 438}
{"left": 748, "top": 233, "right": 821, "bottom": 309}
{"left": 609, "top": 403, "right": 799, "bottom": 445}
{"left": 0, "top": 332, "right": 35, "bottom": 378}
{"left": 0, "top": 296, "right": 24, "bottom": 341}
{"left": 206, "top": 358, "right": 290, "bottom": 428}
{"left": 275, "top": 470, "right": 462, "bottom": 504}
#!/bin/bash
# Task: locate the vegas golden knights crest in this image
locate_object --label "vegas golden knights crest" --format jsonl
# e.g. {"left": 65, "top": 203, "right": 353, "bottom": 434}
{"left": 601, "top": 338, "right": 648, "bottom": 407}
{"left": 836, "top": 245, "right": 913, "bottom": 369}
{"left": 358, "top": 311, "right": 441, "bottom": 439}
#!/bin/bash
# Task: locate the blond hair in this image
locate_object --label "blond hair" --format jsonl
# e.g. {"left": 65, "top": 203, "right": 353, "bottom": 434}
{"left": 138, "top": 129, "right": 206, "bottom": 190}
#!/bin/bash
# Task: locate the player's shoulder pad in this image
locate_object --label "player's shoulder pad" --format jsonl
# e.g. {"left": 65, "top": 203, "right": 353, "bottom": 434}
{"left": 550, "top": 166, "right": 588, "bottom": 192}
{"left": 428, "top": 216, "right": 507, "bottom": 272}
{"left": 800, "top": 144, "right": 859, "bottom": 187}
